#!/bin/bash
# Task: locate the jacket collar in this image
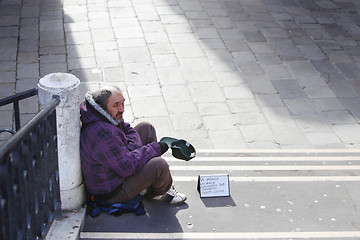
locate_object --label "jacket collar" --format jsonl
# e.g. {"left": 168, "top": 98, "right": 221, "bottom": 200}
{"left": 85, "top": 91, "right": 119, "bottom": 126}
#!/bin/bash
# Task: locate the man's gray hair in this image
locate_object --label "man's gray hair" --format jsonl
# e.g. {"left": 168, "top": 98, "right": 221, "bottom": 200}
{"left": 92, "top": 86, "right": 121, "bottom": 111}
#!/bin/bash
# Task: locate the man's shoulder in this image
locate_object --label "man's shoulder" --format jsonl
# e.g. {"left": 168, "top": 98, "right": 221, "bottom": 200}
{"left": 84, "top": 121, "right": 121, "bottom": 138}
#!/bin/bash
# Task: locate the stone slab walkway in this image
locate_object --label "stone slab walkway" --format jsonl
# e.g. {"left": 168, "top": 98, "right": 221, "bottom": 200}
{"left": 1, "top": 0, "right": 360, "bottom": 149}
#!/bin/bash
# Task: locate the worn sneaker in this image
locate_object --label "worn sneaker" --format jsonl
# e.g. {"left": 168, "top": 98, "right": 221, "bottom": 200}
{"left": 150, "top": 185, "right": 187, "bottom": 205}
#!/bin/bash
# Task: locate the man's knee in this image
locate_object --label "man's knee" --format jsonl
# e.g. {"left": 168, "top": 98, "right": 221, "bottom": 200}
{"left": 147, "top": 157, "right": 169, "bottom": 171}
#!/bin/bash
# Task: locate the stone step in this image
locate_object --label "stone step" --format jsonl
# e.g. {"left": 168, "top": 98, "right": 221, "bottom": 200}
{"left": 80, "top": 150, "right": 360, "bottom": 240}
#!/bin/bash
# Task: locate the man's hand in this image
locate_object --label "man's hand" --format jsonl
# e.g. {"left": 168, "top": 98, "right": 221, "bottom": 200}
{"left": 158, "top": 141, "right": 169, "bottom": 155}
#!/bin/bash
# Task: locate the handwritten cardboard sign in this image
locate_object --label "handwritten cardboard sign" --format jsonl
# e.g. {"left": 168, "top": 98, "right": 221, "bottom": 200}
{"left": 197, "top": 174, "right": 230, "bottom": 198}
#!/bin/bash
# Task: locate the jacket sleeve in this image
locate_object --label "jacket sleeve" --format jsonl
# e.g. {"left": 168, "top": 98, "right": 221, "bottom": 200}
{"left": 121, "top": 121, "right": 143, "bottom": 151}
{"left": 93, "top": 123, "right": 161, "bottom": 178}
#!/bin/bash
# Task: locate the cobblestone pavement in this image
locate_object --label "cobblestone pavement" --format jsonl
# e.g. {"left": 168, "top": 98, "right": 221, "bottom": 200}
{"left": 1, "top": 0, "right": 360, "bottom": 149}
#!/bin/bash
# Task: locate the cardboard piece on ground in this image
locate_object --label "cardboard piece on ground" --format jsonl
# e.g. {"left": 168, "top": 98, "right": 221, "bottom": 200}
{"left": 197, "top": 174, "right": 230, "bottom": 198}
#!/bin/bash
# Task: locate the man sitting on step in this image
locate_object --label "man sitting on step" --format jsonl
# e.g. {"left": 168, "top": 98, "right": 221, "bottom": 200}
{"left": 80, "top": 86, "right": 186, "bottom": 206}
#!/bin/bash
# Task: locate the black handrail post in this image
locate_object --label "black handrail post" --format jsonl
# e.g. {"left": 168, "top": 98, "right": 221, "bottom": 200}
{"left": 13, "top": 100, "right": 20, "bottom": 132}
{"left": 0, "top": 88, "right": 38, "bottom": 134}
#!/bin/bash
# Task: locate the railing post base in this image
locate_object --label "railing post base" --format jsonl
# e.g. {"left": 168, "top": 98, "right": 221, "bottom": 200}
{"left": 38, "top": 73, "right": 85, "bottom": 211}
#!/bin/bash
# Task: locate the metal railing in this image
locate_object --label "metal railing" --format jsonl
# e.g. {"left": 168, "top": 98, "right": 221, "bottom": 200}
{"left": 0, "top": 95, "right": 61, "bottom": 240}
{"left": 0, "top": 88, "right": 39, "bottom": 134}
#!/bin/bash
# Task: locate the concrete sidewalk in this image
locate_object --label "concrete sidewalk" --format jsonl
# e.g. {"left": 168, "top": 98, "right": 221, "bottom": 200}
{"left": 1, "top": 0, "right": 360, "bottom": 149}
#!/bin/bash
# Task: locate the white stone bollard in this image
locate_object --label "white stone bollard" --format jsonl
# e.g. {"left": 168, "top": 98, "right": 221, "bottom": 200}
{"left": 38, "top": 73, "right": 85, "bottom": 211}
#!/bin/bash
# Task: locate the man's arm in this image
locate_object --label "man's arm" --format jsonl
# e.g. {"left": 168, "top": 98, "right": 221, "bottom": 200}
{"left": 121, "top": 121, "right": 143, "bottom": 151}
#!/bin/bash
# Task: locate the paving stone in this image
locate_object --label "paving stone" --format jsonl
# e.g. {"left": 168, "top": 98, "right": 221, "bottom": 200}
{"left": 335, "top": 62, "right": 360, "bottom": 80}
{"left": 297, "top": 44, "right": 327, "bottom": 60}
{"left": 160, "top": 15, "right": 187, "bottom": 24}
{"left": 0, "top": 61, "right": 16, "bottom": 71}
{"left": 127, "top": 85, "right": 162, "bottom": 99}
{"left": 303, "top": 85, "right": 336, "bottom": 99}
{"left": 314, "top": 98, "right": 345, "bottom": 111}
{"left": 262, "top": 106, "right": 297, "bottom": 126}
{"left": 263, "top": 65, "right": 293, "bottom": 79}
{"left": 323, "top": 110, "right": 358, "bottom": 125}
{"left": 283, "top": 98, "right": 317, "bottom": 115}
{"left": 247, "top": 42, "right": 274, "bottom": 54}
{"left": 223, "top": 85, "right": 254, "bottom": 99}
{"left": 70, "top": 68, "right": 103, "bottom": 83}
{"left": 172, "top": 43, "right": 205, "bottom": 58}
{"left": 168, "top": 33, "right": 197, "bottom": 43}
{"left": 119, "top": 47, "right": 151, "bottom": 63}
{"left": 0, "top": 83, "right": 15, "bottom": 98}
{"left": 39, "top": 44, "right": 64, "bottom": 54}
{"left": 193, "top": 28, "right": 220, "bottom": 39}
{"left": 272, "top": 79, "right": 306, "bottom": 99}
{"left": 17, "top": 52, "right": 39, "bottom": 64}
{"left": 250, "top": 12, "right": 274, "bottom": 22}
{"left": 341, "top": 97, "right": 360, "bottom": 119}
{"left": 145, "top": 32, "right": 170, "bottom": 43}
{"left": 40, "top": 54, "right": 66, "bottom": 63}
{"left": 183, "top": 10, "right": 208, "bottom": 19}
{"left": 310, "top": 59, "right": 338, "bottom": 74}
{"left": 294, "top": 113, "right": 332, "bottom": 132}
{"left": 123, "top": 62, "right": 159, "bottom": 85}
{"left": 287, "top": 61, "right": 320, "bottom": 80}
{"left": 203, "top": 115, "right": 237, "bottom": 130}
{"left": 148, "top": 42, "right": 174, "bottom": 55}
{"left": 182, "top": 67, "right": 216, "bottom": 82}
{"left": 162, "top": 85, "right": 191, "bottom": 102}
{"left": 216, "top": 71, "right": 247, "bottom": 87}
{"left": 239, "top": 124, "right": 275, "bottom": 142}
{"left": 322, "top": 23, "right": 350, "bottom": 38}
{"left": 188, "top": 82, "right": 226, "bottom": 103}
{"left": 17, "top": 63, "right": 39, "bottom": 79}
{"left": 224, "top": 40, "right": 249, "bottom": 52}
{"left": 246, "top": 76, "right": 277, "bottom": 94}
{"left": 208, "top": 130, "right": 247, "bottom": 148}
{"left": 255, "top": 53, "right": 281, "bottom": 65}
{"left": 157, "top": 67, "right": 186, "bottom": 85}
{"left": 91, "top": 29, "right": 116, "bottom": 42}
{"left": 67, "top": 44, "right": 95, "bottom": 58}
{"left": 227, "top": 99, "right": 260, "bottom": 113}
{"left": 170, "top": 112, "right": 203, "bottom": 131}
{"left": 211, "top": 16, "right": 236, "bottom": 29}
{"left": 166, "top": 101, "right": 197, "bottom": 114}
{"left": 64, "top": 22, "right": 90, "bottom": 32}
{"left": 131, "top": 97, "right": 168, "bottom": 118}
{"left": 256, "top": 93, "right": 284, "bottom": 107}
{"left": 205, "top": 9, "right": 229, "bottom": 17}
{"left": 232, "top": 51, "right": 257, "bottom": 63}
{"left": 305, "top": 132, "right": 342, "bottom": 145}
{"left": 40, "top": 62, "right": 67, "bottom": 77}
{"left": 243, "top": 31, "right": 266, "bottom": 42}
{"left": 152, "top": 54, "right": 179, "bottom": 67}
{"left": 237, "top": 62, "right": 264, "bottom": 76}
{"left": 233, "top": 111, "right": 267, "bottom": 125}
{"left": 94, "top": 50, "right": 120, "bottom": 64}
{"left": 333, "top": 124, "right": 360, "bottom": 143}
{"left": 328, "top": 77, "right": 359, "bottom": 98}
{"left": 197, "top": 102, "right": 230, "bottom": 116}
{"left": 261, "top": 28, "right": 289, "bottom": 39}
{"left": 156, "top": 5, "right": 184, "bottom": 15}
{"left": 323, "top": 49, "right": 354, "bottom": 63}
{"left": 199, "top": 39, "right": 226, "bottom": 50}
{"left": 0, "top": 71, "right": 16, "bottom": 84}
{"left": 271, "top": 124, "right": 309, "bottom": 145}
{"left": 218, "top": 29, "right": 243, "bottom": 41}
{"left": 68, "top": 57, "right": 97, "bottom": 70}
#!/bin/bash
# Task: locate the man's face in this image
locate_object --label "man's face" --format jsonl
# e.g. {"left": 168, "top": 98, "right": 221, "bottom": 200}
{"left": 106, "top": 90, "right": 125, "bottom": 122}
